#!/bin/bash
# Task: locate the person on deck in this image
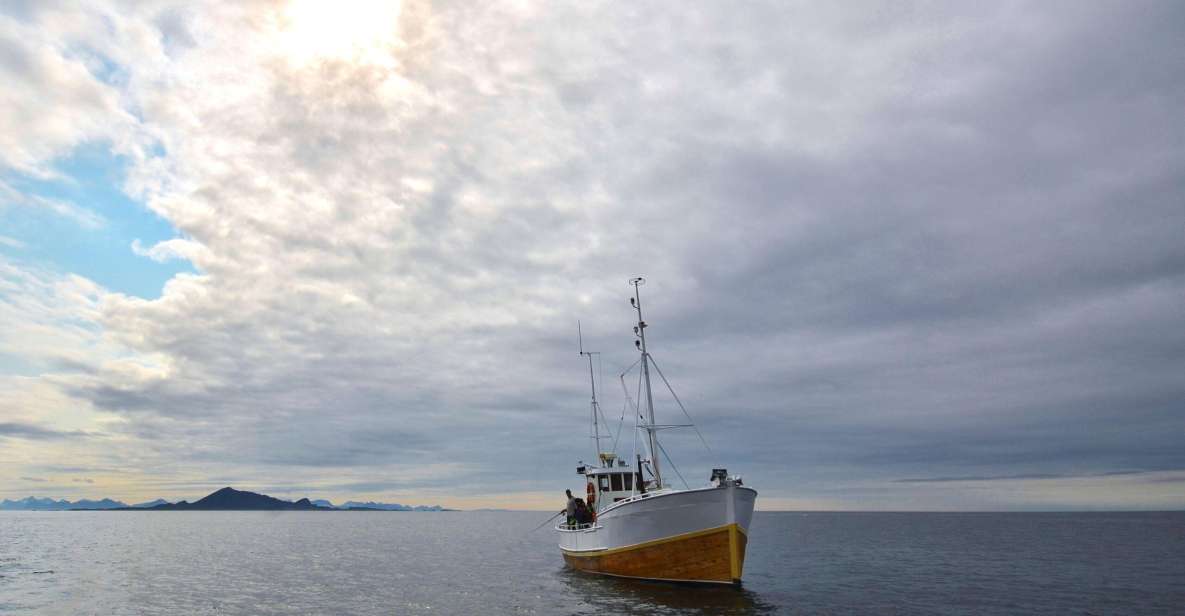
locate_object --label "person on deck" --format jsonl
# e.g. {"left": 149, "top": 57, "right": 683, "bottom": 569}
{"left": 564, "top": 489, "right": 576, "bottom": 527}
{"left": 573, "top": 498, "right": 591, "bottom": 525}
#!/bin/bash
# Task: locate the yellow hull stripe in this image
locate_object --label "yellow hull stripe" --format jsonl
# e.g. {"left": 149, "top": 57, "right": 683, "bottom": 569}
{"left": 728, "top": 524, "right": 740, "bottom": 580}
{"left": 561, "top": 522, "right": 744, "bottom": 559}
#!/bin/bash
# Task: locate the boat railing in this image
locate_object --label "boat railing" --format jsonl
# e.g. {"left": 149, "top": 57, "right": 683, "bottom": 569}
{"left": 597, "top": 488, "right": 676, "bottom": 515}
{"left": 554, "top": 522, "right": 600, "bottom": 532}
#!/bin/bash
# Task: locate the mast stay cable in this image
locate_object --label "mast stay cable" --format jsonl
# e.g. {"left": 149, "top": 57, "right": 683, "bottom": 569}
{"left": 647, "top": 355, "right": 713, "bottom": 454}
{"left": 655, "top": 439, "right": 691, "bottom": 490}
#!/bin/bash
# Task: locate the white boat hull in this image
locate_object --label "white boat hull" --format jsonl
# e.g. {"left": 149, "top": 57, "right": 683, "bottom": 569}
{"left": 557, "top": 484, "right": 757, "bottom": 584}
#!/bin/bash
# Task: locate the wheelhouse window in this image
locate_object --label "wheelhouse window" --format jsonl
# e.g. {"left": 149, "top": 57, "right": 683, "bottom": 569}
{"left": 610, "top": 473, "right": 623, "bottom": 491}
{"left": 623, "top": 473, "right": 633, "bottom": 491}
{"left": 599, "top": 475, "right": 610, "bottom": 491}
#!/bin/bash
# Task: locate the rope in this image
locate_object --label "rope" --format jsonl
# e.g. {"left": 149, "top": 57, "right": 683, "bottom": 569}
{"left": 648, "top": 356, "right": 713, "bottom": 454}
{"left": 656, "top": 439, "right": 690, "bottom": 490}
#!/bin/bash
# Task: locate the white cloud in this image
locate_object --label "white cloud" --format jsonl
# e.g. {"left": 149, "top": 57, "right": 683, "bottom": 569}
{"left": 130, "top": 237, "right": 206, "bottom": 263}
{"left": 0, "top": 179, "right": 106, "bottom": 228}
{"left": 0, "top": 8, "right": 134, "bottom": 176}
{"left": 1, "top": 1, "right": 1183, "bottom": 508}
{"left": 0, "top": 260, "right": 105, "bottom": 362}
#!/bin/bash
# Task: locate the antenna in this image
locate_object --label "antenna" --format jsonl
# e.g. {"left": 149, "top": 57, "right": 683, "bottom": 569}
{"left": 579, "top": 321, "right": 605, "bottom": 461}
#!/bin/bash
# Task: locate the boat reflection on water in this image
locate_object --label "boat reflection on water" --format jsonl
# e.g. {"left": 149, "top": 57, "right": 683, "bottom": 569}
{"left": 559, "top": 568, "right": 779, "bottom": 615}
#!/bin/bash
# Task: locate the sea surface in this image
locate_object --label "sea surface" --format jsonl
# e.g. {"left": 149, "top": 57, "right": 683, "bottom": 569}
{"left": 2, "top": 510, "right": 1182, "bottom": 614}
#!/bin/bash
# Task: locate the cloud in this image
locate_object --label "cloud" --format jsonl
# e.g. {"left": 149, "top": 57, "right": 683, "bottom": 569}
{"left": 894, "top": 471, "right": 1160, "bottom": 484}
{"left": 0, "top": 5, "right": 136, "bottom": 176}
{"left": 130, "top": 238, "right": 206, "bottom": 263}
{"left": 0, "top": 1, "right": 1182, "bottom": 509}
{"left": 0, "top": 259, "right": 109, "bottom": 366}
{"left": 0, "top": 179, "right": 106, "bottom": 228}
{"left": 0, "top": 421, "right": 90, "bottom": 440}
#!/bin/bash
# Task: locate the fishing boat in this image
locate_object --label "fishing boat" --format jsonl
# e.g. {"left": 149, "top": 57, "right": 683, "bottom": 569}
{"left": 556, "top": 277, "right": 757, "bottom": 585}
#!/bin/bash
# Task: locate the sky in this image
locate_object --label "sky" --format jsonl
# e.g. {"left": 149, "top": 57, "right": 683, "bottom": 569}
{"left": 1, "top": 1, "right": 1183, "bottom": 511}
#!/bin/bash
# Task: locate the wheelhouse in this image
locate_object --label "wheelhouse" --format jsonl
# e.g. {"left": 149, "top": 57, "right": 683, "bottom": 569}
{"left": 579, "top": 452, "right": 653, "bottom": 512}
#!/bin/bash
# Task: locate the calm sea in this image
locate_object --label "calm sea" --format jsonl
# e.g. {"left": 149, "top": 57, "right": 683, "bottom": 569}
{"left": 2, "top": 511, "right": 1182, "bottom": 614}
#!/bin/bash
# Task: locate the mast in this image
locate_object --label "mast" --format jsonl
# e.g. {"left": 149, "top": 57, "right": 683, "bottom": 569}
{"left": 630, "top": 277, "right": 662, "bottom": 489}
{"left": 578, "top": 321, "right": 605, "bottom": 461}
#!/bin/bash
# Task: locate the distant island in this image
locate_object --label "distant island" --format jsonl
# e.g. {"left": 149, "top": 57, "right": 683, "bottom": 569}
{"left": 313, "top": 499, "right": 447, "bottom": 512}
{"left": 0, "top": 496, "right": 145, "bottom": 510}
{"left": 1, "top": 487, "right": 449, "bottom": 511}
{"left": 132, "top": 487, "right": 326, "bottom": 510}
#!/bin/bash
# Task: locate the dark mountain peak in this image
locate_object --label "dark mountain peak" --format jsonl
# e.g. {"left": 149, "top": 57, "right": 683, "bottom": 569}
{"left": 142, "top": 487, "right": 329, "bottom": 511}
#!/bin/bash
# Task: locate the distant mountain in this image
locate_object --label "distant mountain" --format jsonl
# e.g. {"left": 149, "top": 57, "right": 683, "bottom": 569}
{"left": 341, "top": 500, "right": 409, "bottom": 511}
{"left": 339, "top": 501, "right": 445, "bottom": 512}
{"left": 139, "top": 487, "right": 328, "bottom": 510}
{"left": 2, "top": 497, "right": 68, "bottom": 510}
{"left": 132, "top": 499, "right": 171, "bottom": 508}
{"left": 3, "top": 491, "right": 449, "bottom": 512}
{"left": 1, "top": 496, "right": 128, "bottom": 510}
{"left": 305, "top": 499, "right": 447, "bottom": 511}
{"left": 71, "top": 498, "right": 128, "bottom": 510}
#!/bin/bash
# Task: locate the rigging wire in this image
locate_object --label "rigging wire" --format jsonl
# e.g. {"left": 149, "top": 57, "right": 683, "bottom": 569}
{"left": 597, "top": 352, "right": 603, "bottom": 407}
{"left": 619, "top": 372, "right": 634, "bottom": 465}
{"left": 629, "top": 383, "right": 639, "bottom": 494}
{"left": 617, "top": 361, "right": 643, "bottom": 421}
{"left": 655, "top": 439, "right": 690, "bottom": 490}
{"left": 610, "top": 395, "right": 627, "bottom": 455}
{"left": 648, "top": 355, "right": 713, "bottom": 454}
{"left": 628, "top": 364, "right": 648, "bottom": 492}
{"left": 594, "top": 353, "right": 617, "bottom": 455}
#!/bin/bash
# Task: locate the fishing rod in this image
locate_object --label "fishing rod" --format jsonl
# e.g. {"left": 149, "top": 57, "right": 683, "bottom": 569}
{"left": 529, "top": 510, "right": 565, "bottom": 533}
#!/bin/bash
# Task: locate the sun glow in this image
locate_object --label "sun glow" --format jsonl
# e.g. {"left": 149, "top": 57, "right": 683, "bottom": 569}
{"left": 277, "top": 0, "right": 403, "bottom": 65}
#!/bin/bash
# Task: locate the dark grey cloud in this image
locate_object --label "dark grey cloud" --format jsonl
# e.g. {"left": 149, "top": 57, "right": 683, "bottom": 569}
{"left": 0, "top": 421, "right": 90, "bottom": 440}
{"left": 896, "top": 470, "right": 1161, "bottom": 484}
